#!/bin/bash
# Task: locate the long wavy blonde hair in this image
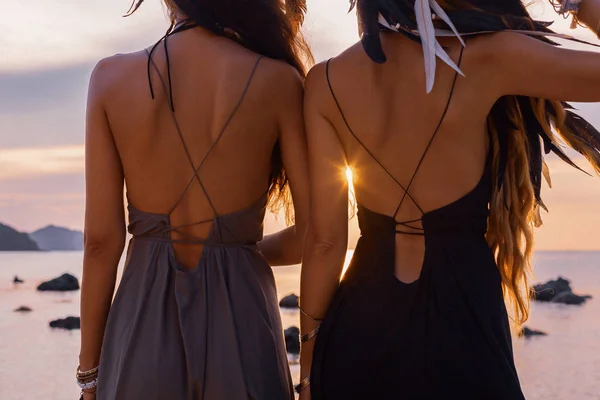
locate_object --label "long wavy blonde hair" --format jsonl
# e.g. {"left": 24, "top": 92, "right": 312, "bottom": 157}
{"left": 486, "top": 97, "right": 600, "bottom": 326}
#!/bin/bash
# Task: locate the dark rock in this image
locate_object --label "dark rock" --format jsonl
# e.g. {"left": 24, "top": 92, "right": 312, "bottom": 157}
{"left": 13, "top": 276, "right": 24, "bottom": 284}
{"left": 14, "top": 306, "right": 32, "bottom": 312}
{"left": 49, "top": 316, "right": 80, "bottom": 330}
{"left": 29, "top": 225, "right": 83, "bottom": 251}
{"left": 518, "top": 326, "right": 548, "bottom": 338}
{"left": 530, "top": 276, "right": 592, "bottom": 304}
{"left": 0, "top": 223, "right": 39, "bottom": 251}
{"left": 37, "top": 273, "right": 80, "bottom": 292}
{"left": 551, "top": 291, "right": 591, "bottom": 305}
{"left": 521, "top": 326, "right": 548, "bottom": 337}
{"left": 284, "top": 326, "right": 300, "bottom": 354}
{"left": 279, "top": 293, "right": 299, "bottom": 309}
{"left": 530, "top": 277, "right": 572, "bottom": 302}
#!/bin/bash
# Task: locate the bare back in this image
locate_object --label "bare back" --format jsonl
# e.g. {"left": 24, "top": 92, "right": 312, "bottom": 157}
{"left": 317, "top": 34, "right": 493, "bottom": 283}
{"left": 98, "top": 29, "right": 294, "bottom": 268}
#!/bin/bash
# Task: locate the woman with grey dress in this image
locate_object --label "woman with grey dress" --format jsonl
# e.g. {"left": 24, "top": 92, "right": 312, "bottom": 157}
{"left": 77, "top": 0, "right": 312, "bottom": 399}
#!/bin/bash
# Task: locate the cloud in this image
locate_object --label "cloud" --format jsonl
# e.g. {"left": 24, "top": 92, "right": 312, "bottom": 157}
{"left": 0, "top": 171, "right": 84, "bottom": 232}
{"left": 0, "top": 0, "right": 599, "bottom": 249}
{"left": 0, "top": 64, "right": 91, "bottom": 115}
{"left": 0, "top": 65, "right": 91, "bottom": 148}
{"left": 0, "top": 145, "right": 84, "bottom": 179}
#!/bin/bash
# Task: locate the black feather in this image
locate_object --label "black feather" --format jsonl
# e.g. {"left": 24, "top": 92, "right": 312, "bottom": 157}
{"left": 124, "top": 0, "right": 145, "bottom": 17}
{"left": 357, "top": 0, "right": 387, "bottom": 63}
{"left": 518, "top": 97, "right": 544, "bottom": 206}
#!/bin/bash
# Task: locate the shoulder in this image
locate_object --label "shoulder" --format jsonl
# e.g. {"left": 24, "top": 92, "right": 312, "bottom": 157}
{"left": 305, "top": 41, "right": 368, "bottom": 93}
{"left": 88, "top": 51, "right": 146, "bottom": 103}
{"left": 460, "top": 31, "right": 558, "bottom": 97}
{"left": 304, "top": 43, "right": 365, "bottom": 110}
{"left": 303, "top": 61, "right": 332, "bottom": 114}
{"left": 245, "top": 56, "right": 305, "bottom": 111}
{"left": 464, "top": 31, "right": 551, "bottom": 69}
{"left": 256, "top": 56, "right": 304, "bottom": 94}
{"left": 305, "top": 60, "right": 329, "bottom": 92}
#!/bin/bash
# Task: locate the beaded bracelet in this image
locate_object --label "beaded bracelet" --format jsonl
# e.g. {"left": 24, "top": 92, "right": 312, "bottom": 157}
{"left": 77, "top": 378, "right": 98, "bottom": 391}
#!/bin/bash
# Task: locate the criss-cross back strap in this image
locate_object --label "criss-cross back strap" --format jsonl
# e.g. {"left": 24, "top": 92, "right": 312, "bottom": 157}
{"left": 326, "top": 46, "right": 464, "bottom": 236}
{"left": 326, "top": 61, "right": 422, "bottom": 212}
{"left": 146, "top": 48, "right": 263, "bottom": 241}
{"left": 392, "top": 47, "right": 464, "bottom": 230}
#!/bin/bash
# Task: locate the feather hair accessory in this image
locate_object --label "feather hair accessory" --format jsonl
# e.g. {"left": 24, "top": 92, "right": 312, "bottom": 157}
{"left": 353, "top": 0, "right": 466, "bottom": 93}
{"left": 378, "top": 3, "right": 465, "bottom": 93}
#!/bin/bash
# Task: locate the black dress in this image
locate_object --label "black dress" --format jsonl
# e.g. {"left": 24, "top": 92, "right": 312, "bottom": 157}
{"left": 310, "top": 53, "right": 526, "bottom": 399}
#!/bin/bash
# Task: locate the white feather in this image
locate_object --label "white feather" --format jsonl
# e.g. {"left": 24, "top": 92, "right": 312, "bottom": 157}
{"left": 428, "top": 0, "right": 465, "bottom": 46}
{"left": 378, "top": 13, "right": 399, "bottom": 31}
{"left": 415, "top": 0, "right": 437, "bottom": 93}
{"left": 434, "top": 41, "right": 464, "bottom": 76}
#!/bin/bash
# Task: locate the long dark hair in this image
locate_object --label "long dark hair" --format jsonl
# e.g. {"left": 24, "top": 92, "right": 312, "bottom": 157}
{"left": 352, "top": 0, "right": 600, "bottom": 325}
{"left": 127, "top": 0, "right": 314, "bottom": 221}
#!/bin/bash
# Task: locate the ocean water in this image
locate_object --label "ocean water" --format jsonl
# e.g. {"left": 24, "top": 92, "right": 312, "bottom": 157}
{"left": 0, "top": 250, "right": 598, "bottom": 399}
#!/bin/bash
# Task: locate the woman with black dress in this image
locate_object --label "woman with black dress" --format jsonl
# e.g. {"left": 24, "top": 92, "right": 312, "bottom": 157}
{"left": 298, "top": 0, "right": 600, "bottom": 398}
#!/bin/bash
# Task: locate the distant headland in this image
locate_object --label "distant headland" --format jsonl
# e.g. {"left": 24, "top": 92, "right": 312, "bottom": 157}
{"left": 0, "top": 223, "right": 83, "bottom": 251}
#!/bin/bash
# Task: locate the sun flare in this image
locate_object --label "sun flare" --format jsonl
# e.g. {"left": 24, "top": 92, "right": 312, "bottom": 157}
{"left": 345, "top": 166, "right": 353, "bottom": 183}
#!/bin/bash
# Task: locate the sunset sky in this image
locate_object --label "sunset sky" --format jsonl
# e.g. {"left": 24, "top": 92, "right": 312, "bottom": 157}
{"left": 1, "top": 0, "right": 599, "bottom": 250}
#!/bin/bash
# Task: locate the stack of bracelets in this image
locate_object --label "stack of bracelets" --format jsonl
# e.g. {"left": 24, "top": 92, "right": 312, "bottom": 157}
{"left": 76, "top": 365, "right": 99, "bottom": 399}
{"left": 295, "top": 304, "right": 323, "bottom": 395}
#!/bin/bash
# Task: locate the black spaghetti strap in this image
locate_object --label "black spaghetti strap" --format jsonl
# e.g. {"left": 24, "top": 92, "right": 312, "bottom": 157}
{"left": 325, "top": 59, "right": 423, "bottom": 212}
{"left": 146, "top": 20, "right": 198, "bottom": 111}
{"left": 325, "top": 45, "right": 465, "bottom": 236}
{"left": 146, "top": 50, "right": 218, "bottom": 214}
{"left": 393, "top": 46, "right": 465, "bottom": 219}
{"left": 171, "top": 55, "right": 263, "bottom": 214}
{"left": 146, "top": 52, "right": 263, "bottom": 218}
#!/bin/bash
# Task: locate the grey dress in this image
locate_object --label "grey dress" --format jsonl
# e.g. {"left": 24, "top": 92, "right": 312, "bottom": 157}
{"left": 95, "top": 52, "right": 293, "bottom": 400}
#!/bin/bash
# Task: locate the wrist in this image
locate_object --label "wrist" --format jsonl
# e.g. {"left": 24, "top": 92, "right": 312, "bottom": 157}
{"left": 79, "top": 353, "right": 100, "bottom": 372}
{"left": 294, "top": 374, "right": 311, "bottom": 395}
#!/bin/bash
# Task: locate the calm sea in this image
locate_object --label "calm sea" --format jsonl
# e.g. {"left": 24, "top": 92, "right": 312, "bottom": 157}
{"left": 0, "top": 250, "right": 598, "bottom": 399}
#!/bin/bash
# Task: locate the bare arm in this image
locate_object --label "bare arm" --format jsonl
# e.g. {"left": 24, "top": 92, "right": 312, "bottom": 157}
{"left": 259, "top": 64, "right": 309, "bottom": 266}
{"left": 486, "top": 0, "right": 600, "bottom": 101}
{"left": 79, "top": 59, "right": 126, "bottom": 373}
{"left": 299, "top": 63, "right": 349, "bottom": 391}
{"left": 579, "top": 0, "right": 600, "bottom": 33}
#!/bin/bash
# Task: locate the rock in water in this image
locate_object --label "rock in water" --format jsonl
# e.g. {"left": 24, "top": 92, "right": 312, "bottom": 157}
{"left": 37, "top": 273, "right": 80, "bottom": 292}
{"left": 518, "top": 326, "right": 548, "bottom": 338}
{"left": 14, "top": 306, "right": 32, "bottom": 312}
{"left": 284, "top": 326, "right": 300, "bottom": 354}
{"left": 13, "top": 276, "right": 24, "bottom": 284}
{"left": 530, "top": 277, "right": 572, "bottom": 301}
{"left": 530, "top": 276, "right": 592, "bottom": 304}
{"left": 279, "top": 293, "right": 299, "bottom": 309}
{"left": 551, "top": 291, "right": 591, "bottom": 305}
{"left": 49, "top": 316, "right": 80, "bottom": 330}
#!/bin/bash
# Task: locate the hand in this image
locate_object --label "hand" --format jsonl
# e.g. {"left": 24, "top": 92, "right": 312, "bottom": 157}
{"left": 82, "top": 391, "right": 96, "bottom": 400}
